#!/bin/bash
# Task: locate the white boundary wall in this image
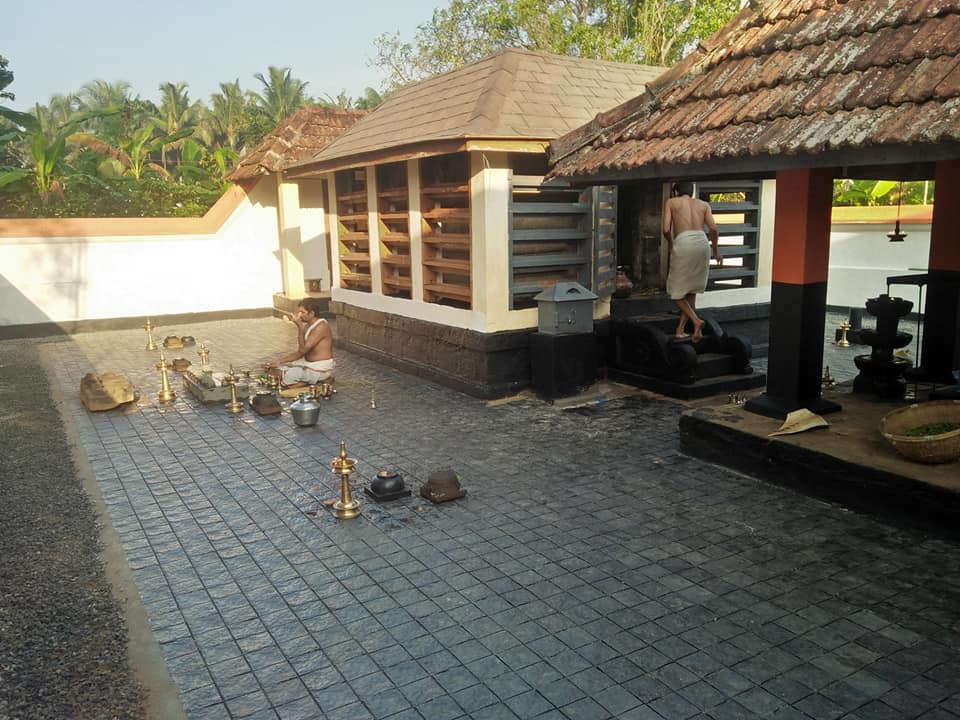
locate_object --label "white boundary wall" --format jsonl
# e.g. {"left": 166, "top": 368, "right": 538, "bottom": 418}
{"left": 828, "top": 221, "right": 930, "bottom": 311}
{"left": 0, "top": 179, "right": 934, "bottom": 328}
{"left": 0, "top": 182, "right": 282, "bottom": 326}
{"left": 701, "top": 207, "right": 932, "bottom": 312}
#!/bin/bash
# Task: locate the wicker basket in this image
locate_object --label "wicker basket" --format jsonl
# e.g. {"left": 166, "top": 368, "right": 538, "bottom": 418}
{"left": 880, "top": 400, "right": 960, "bottom": 464}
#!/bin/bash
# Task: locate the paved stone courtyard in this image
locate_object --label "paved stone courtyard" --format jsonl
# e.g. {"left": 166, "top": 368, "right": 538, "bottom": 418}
{"left": 46, "top": 316, "right": 960, "bottom": 720}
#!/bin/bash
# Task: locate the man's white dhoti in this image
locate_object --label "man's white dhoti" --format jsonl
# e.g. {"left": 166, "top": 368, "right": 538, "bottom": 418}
{"left": 667, "top": 229, "right": 710, "bottom": 299}
{"left": 281, "top": 358, "right": 335, "bottom": 385}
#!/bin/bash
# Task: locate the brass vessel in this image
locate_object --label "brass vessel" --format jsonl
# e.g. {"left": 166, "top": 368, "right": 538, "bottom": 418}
{"left": 144, "top": 318, "right": 158, "bottom": 351}
{"left": 156, "top": 352, "right": 176, "bottom": 403}
{"left": 330, "top": 440, "right": 361, "bottom": 519}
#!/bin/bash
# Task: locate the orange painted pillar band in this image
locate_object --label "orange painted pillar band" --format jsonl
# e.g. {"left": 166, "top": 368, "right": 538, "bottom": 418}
{"left": 929, "top": 159, "right": 960, "bottom": 272}
{"left": 771, "top": 168, "right": 834, "bottom": 285}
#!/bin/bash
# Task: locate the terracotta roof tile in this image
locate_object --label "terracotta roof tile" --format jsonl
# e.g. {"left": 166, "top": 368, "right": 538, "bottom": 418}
{"left": 934, "top": 54, "right": 960, "bottom": 96}
{"left": 289, "top": 49, "right": 663, "bottom": 173}
{"left": 549, "top": 0, "right": 960, "bottom": 181}
{"left": 227, "top": 107, "right": 365, "bottom": 181}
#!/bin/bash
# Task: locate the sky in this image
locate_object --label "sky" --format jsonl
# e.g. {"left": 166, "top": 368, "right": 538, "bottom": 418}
{"left": 2, "top": 0, "right": 442, "bottom": 112}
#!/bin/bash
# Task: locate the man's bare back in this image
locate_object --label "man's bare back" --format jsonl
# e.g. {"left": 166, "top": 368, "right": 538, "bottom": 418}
{"left": 303, "top": 319, "right": 332, "bottom": 362}
{"left": 663, "top": 194, "right": 717, "bottom": 239}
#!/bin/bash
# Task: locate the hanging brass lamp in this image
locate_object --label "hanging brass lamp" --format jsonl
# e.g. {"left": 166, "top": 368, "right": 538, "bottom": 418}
{"left": 887, "top": 181, "right": 908, "bottom": 242}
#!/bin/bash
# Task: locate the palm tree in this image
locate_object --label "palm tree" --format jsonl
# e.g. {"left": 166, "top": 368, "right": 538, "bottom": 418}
{"left": 74, "top": 79, "right": 146, "bottom": 140}
{"left": 251, "top": 66, "right": 309, "bottom": 124}
{"left": 200, "top": 80, "right": 246, "bottom": 152}
{"left": 75, "top": 79, "right": 132, "bottom": 113}
{"left": 34, "top": 93, "right": 79, "bottom": 136}
{"left": 151, "top": 81, "right": 200, "bottom": 171}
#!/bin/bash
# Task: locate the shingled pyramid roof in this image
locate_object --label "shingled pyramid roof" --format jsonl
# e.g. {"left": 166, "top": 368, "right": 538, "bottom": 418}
{"left": 288, "top": 48, "right": 664, "bottom": 175}
{"left": 228, "top": 106, "right": 366, "bottom": 181}
{"left": 549, "top": 0, "right": 960, "bottom": 183}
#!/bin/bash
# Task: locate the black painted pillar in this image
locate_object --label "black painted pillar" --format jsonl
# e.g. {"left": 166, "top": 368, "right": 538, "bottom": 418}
{"left": 911, "top": 160, "right": 960, "bottom": 384}
{"left": 746, "top": 168, "right": 841, "bottom": 419}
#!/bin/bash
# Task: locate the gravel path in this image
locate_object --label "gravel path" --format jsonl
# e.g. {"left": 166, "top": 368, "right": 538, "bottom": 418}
{"left": 0, "top": 338, "right": 146, "bottom": 720}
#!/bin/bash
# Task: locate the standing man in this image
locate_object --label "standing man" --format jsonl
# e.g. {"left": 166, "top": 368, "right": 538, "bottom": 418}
{"left": 265, "top": 297, "right": 335, "bottom": 387}
{"left": 662, "top": 181, "right": 722, "bottom": 342}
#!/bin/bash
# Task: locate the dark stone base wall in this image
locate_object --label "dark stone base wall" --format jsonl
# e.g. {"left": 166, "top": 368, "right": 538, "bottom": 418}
{"left": 331, "top": 301, "right": 533, "bottom": 399}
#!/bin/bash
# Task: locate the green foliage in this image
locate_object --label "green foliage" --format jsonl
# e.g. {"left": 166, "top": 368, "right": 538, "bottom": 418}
{"left": 0, "top": 174, "right": 220, "bottom": 218}
{"left": 317, "top": 87, "right": 384, "bottom": 110}
{"left": 200, "top": 80, "right": 246, "bottom": 151}
{"left": 0, "top": 43, "right": 403, "bottom": 217}
{"left": 373, "top": 0, "right": 746, "bottom": 89}
{"left": 251, "top": 66, "right": 310, "bottom": 124}
{"left": 152, "top": 81, "right": 203, "bottom": 171}
{"left": 0, "top": 55, "right": 14, "bottom": 101}
{"left": 833, "top": 179, "right": 934, "bottom": 206}
{"left": 0, "top": 105, "right": 118, "bottom": 201}
{"left": 70, "top": 122, "right": 194, "bottom": 180}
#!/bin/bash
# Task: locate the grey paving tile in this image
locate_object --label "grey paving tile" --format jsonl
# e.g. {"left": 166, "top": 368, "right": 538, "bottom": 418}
{"left": 538, "top": 677, "right": 585, "bottom": 708}
{"left": 47, "top": 322, "right": 960, "bottom": 720}
{"left": 274, "top": 695, "right": 323, "bottom": 720}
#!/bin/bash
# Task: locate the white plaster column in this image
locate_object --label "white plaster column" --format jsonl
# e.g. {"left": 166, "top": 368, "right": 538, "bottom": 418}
{"left": 407, "top": 159, "right": 424, "bottom": 302}
{"left": 470, "top": 152, "right": 511, "bottom": 328}
{"left": 325, "top": 173, "right": 342, "bottom": 291}
{"left": 757, "top": 178, "right": 777, "bottom": 288}
{"left": 297, "top": 178, "right": 331, "bottom": 291}
{"left": 276, "top": 172, "right": 306, "bottom": 298}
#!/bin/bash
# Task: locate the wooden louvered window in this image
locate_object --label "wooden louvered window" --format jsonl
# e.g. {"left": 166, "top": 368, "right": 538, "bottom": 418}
{"left": 420, "top": 153, "right": 471, "bottom": 309}
{"left": 336, "top": 169, "right": 371, "bottom": 292}
{"left": 377, "top": 162, "right": 411, "bottom": 298}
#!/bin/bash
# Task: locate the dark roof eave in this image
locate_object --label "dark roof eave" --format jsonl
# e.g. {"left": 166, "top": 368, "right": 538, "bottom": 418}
{"left": 550, "top": 142, "right": 960, "bottom": 185}
{"left": 286, "top": 135, "right": 556, "bottom": 177}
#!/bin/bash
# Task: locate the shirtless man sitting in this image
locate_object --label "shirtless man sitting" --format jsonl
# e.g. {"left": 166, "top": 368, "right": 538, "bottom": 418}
{"left": 662, "top": 181, "right": 722, "bottom": 342}
{"left": 265, "top": 298, "right": 335, "bottom": 388}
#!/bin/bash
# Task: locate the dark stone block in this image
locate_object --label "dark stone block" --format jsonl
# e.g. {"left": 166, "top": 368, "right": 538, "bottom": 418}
{"left": 529, "top": 332, "right": 597, "bottom": 400}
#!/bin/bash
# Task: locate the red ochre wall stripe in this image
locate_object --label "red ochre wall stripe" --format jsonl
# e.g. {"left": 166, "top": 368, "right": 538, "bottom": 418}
{"left": 771, "top": 168, "right": 834, "bottom": 286}
{"left": 929, "top": 159, "right": 960, "bottom": 272}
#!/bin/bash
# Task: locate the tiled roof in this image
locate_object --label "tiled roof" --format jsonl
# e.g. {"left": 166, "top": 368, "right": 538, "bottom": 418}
{"left": 289, "top": 49, "right": 664, "bottom": 173}
{"left": 227, "top": 107, "right": 366, "bottom": 180}
{"left": 549, "top": 0, "right": 960, "bottom": 182}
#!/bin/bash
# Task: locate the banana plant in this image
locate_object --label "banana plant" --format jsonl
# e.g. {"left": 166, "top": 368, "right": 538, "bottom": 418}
{"left": 173, "top": 139, "right": 238, "bottom": 187}
{"left": 0, "top": 106, "right": 117, "bottom": 201}
{"left": 69, "top": 123, "right": 194, "bottom": 180}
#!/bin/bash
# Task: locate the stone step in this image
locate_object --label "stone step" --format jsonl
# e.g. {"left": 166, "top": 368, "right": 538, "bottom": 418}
{"left": 608, "top": 367, "right": 766, "bottom": 400}
{"left": 695, "top": 352, "right": 737, "bottom": 379}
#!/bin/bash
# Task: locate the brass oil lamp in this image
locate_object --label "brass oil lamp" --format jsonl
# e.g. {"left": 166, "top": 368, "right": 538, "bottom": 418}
{"left": 197, "top": 343, "right": 211, "bottom": 373}
{"left": 330, "top": 440, "right": 361, "bottom": 520}
{"left": 144, "top": 318, "right": 158, "bottom": 351}
{"left": 156, "top": 352, "right": 176, "bottom": 403}
{"left": 837, "top": 320, "right": 851, "bottom": 347}
{"left": 223, "top": 365, "right": 244, "bottom": 414}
